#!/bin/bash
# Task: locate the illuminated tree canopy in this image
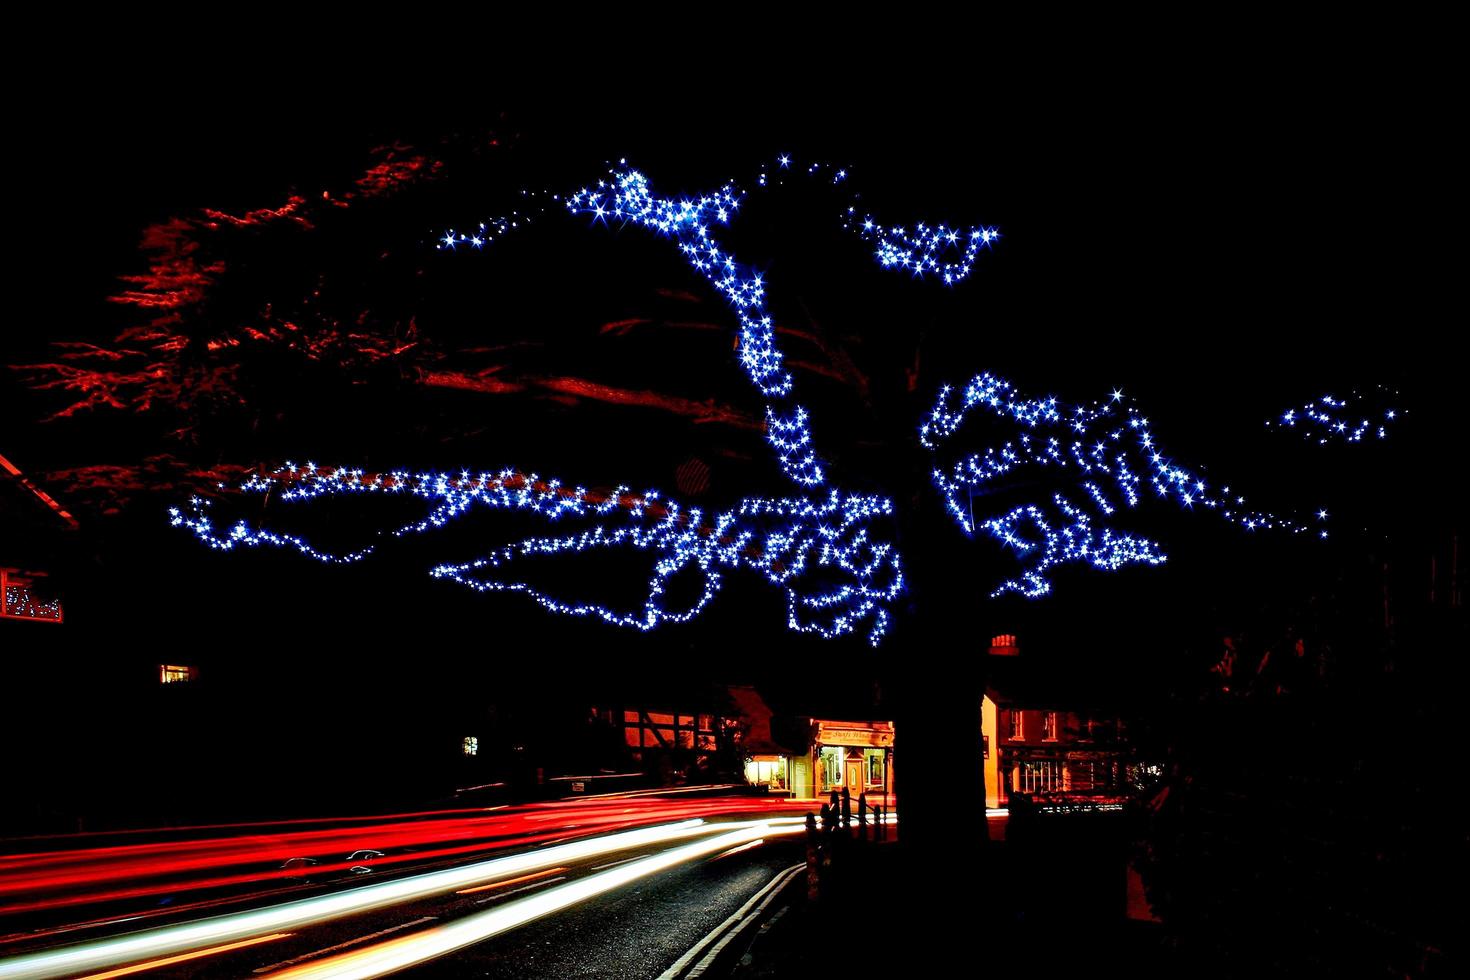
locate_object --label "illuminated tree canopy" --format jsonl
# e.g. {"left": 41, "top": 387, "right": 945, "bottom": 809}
{"left": 168, "top": 155, "right": 1371, "bottom": 643}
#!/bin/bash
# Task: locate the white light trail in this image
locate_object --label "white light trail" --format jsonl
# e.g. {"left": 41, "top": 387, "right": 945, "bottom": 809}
{"left": 0, "top": 819, "right": 746, "bottom": 980}
{"left": 262, "top": 823, "right": 800, "bottom": 979}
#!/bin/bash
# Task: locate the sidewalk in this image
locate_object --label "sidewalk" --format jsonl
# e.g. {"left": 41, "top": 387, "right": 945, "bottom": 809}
{"left": 730, "top": 820, "right": 1189, "bottom": 978}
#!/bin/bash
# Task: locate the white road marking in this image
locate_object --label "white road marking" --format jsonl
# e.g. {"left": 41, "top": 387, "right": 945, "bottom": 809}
{"left": 475, "top": 878, "right": 566, "bottom": 903}
{"left": 251, "top": 919, "right": 436, "bottom": 973}
{"left": 655, "top": 863, "right": 803, "bottom": 980}
{"left": 684, "top": 867, "right": 801, "bottom": 978}
{"left": 589, "top": 856, "right": 640, "bottom": 871}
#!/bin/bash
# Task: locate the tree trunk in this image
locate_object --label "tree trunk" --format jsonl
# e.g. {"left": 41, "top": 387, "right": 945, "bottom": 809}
{"left": 885, "top": 495, "right": 994, "bottom": 967}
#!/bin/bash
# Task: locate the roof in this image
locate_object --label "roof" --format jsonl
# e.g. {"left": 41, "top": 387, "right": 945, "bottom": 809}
{"left": 1, "top": 452, "right": 79, "bottom": 531}
{"left": 727, "top": 685, "right": 785, "bottom": 754}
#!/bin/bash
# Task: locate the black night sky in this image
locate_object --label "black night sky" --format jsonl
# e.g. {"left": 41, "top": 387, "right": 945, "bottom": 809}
{"left": 3, "top": 52, "right": 1463, "bottom": 978}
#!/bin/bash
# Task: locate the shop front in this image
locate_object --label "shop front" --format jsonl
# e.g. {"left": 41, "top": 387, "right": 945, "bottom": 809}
{"left": 808, "top": 719, "right": 894, "bottom": 805}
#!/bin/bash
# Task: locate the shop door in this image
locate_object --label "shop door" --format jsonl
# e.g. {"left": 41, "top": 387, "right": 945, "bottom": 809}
{"left": 845, "top": 758, "right": 864, "bottom": 799}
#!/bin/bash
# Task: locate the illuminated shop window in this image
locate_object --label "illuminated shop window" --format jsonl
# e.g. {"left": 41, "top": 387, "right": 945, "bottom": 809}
{"left": 865, "top": 749, "right": 885, "bottom": 787}
{"left": 1070, "top": 761, "right": 1116, "bottom": 792}
{"left": 1042, "top": 711, "right": 1058, "bottom": 741}
{"left": 463, "top": 736, "right": 479, "bottom": 756}
{"left": 1019, "top": 759, "right": 1061, "bottom": 794}
{"left": 819, "top": 746, "right": 843, "bottom": 788}
{"left": 744, "top": 755, "right": 788, "bottom": 790}
{"left": 160, "top": 664, "right": 192, "bottom": 684}
{"left": 1008, "top": 710, "right": 1023, "bottom": 740}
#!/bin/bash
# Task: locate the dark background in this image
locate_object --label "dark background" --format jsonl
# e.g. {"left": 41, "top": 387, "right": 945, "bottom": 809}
{"left": 2, "top": 43, "right": 1463, "bottom": 976}
{"left": 3, "top": 52, "right": 1461, "bottom": 821}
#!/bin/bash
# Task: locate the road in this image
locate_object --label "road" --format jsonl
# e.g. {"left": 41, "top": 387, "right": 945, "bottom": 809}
{"left": 0, "top": 793, "right": 822, "bottom": 979}
{"left": 219, "top": 838, "right": 800, "bottom": 979}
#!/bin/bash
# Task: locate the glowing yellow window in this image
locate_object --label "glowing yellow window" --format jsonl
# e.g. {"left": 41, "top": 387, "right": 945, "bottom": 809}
{"left": 160, "top": 664, "right": 192, "bottom": 684}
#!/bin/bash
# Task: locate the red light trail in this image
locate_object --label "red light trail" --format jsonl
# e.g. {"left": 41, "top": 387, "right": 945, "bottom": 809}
{"left": 0, "top": 796, "right": 816, "bottom": 923}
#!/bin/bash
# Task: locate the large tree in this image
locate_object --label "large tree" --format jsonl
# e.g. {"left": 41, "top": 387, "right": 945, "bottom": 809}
{"left": 12, "top": 98, "right": 1452, "bottom": 965}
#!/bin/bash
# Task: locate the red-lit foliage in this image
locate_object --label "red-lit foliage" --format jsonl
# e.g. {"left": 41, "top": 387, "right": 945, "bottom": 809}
{"left": 14, "top": 130, "right": 873, "bottom": 515}
{"left": 354, "top": 143, "right": 443, "bottom": 199}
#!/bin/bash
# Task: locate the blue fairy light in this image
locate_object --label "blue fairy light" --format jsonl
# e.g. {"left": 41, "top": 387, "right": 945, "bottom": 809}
{"left": 174, "top": 154, "right": 1345, "bottom": 642}
{"left": 1266, "top": 387, "right": 1401, "bottom": 445}
{"left": 921, "top": 372, "right": 1320, "bottom": 597}
{"left": 172, "top": 465, "right": 901, "bottom": 645}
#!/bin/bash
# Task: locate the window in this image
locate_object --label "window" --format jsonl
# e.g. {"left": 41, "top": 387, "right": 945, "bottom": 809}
{"left": 462, "top": 736, "right": 478, "bottom": 756}
{"left": 621, "top": 708, "right": 723, "bottom": 752}
{"left": 1069, "top": 760, "right": 1116, "bottom": 792}
{"left": 865, "top": 749, "right": 885, "bottom": 787}
{"left": 160, "top": 664, "right": 192, "bottom": 684}
{"left": 1, "top": 571, "right": 63, "bottom": 623}
{"left": 744, "top": 756, "right": 787, "bottom": 790}
{"left": 1008, "top": 710, "right": 1023, "bottom": 740}
{"left": 1042, "top": 711, "right": 1058, "bottom": 741}
{"left": 1018, "top": 759, "right": 1061, "bottom": 794}
{"left": 819, "top": 746, "right": 843, "bottom": 788}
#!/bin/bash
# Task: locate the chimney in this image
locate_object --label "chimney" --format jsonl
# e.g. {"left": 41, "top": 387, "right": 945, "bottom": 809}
{"left": 989, "top": 633, "right": 1019, "bottom": 657}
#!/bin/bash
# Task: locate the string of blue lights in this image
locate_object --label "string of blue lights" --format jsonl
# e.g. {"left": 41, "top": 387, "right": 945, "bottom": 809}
{"left": 172, "top": 464, "right": 901, "bottom": 644}
{"left": 1265, "top": 389, "right": 1400, "bottom": 445}
{"left": 921, "top": 372, "right": 1325, "bottom": 597}
{"left": 175, "top": 155, "right": 1362, "bottom": 641}
{"left": 440, "top": 158, "right": 1000, "bottom": 487}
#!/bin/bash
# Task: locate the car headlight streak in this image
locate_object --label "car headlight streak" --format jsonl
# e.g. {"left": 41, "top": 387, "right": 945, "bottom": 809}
{"left": 262, "top": 823, "right": 803, "bottom": 980}
{"left": 0, "top": 820, "right": 757, "bottom": 980}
